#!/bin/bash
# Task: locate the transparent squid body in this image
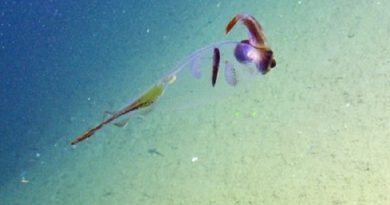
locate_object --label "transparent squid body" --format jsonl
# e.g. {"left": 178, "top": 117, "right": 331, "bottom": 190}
{"left": 71, "top": 14, "right": 276, "bottom": 145}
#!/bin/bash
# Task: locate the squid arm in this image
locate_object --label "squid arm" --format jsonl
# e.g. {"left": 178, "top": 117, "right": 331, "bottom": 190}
{"left": 225, "top": 14, "right": 268, "bottom": 49}
{"left": 70, "top": 75, "right": 175, "bottom": 145}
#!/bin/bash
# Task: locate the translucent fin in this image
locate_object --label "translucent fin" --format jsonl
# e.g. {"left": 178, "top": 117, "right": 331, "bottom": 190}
{"left": 102, "top": 111, "right": 128, "bottom": 128}
{"left": 190, "top": 55, "right": 202, "bottom": 79}
{"left": 103, "top": 111, "right": 115, "bottom": 121}
{"left": 224, "top": 61, "right": 238, "bottom": 86}
{"left": 113, "top": 119, "right": 129, "bottom": 128}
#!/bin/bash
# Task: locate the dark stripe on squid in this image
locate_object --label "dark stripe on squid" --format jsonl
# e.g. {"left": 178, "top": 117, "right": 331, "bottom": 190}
{"left": 211, "top": 47, "right": 220, "bottom": 87}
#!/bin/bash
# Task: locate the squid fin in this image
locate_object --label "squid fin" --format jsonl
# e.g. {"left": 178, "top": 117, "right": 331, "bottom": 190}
{"left": 113, "top": 119, "right": 129, "bottom": 128}
{"left": 103, "top": 111, "right": 115, "bottom": 120}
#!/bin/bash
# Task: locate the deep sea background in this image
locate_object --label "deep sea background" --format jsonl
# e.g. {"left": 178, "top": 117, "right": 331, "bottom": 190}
{"left": 1, "top": 0, "right": 209, "bottom": 185}
{"left": 1, "top": 0, "right": 390, "bottom": 204}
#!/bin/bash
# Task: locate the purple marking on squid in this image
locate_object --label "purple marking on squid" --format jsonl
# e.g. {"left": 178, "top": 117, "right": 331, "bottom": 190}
{"left": 211, "top": 47, "right": 220, "bottom": 87}
{"left": 234, "top": 40, "right": 276, "bottom": 74}
{"left": 224, "top": 61, "right": 238, "bottom": 86}
{"left": 234, "top": 41, "right": 258, "bottom": 64}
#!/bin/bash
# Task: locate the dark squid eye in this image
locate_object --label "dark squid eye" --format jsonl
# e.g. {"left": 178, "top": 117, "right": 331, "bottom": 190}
{"left": 270, "top": 59, "right": 276, "bottom": 68}
{"left": 256, "top": 50, "right": 275, "bottom": 74}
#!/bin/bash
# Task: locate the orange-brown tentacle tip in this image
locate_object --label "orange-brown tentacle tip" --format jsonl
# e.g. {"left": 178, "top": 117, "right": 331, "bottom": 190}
{"left": 71, "top": 130, "right": 93, "bottom": 145}
{"left": 225, "top": 15, "right": 240, "bottom": 34}
{"left": 225, "top": 14, "right": 267, "bottom": 48}
{"left": 70, "top": 139, "right": 79, "bottom": 145}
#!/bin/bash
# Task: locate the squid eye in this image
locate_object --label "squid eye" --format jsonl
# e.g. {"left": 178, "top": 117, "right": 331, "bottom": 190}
{"left": 270, "top": 59, "right": 276, "bottom": 68}
{"left": 256, "top": 50, "right": 275, "bottom": 74}
{"left": 234, "top": 42, "right": 257, "bottom": 64}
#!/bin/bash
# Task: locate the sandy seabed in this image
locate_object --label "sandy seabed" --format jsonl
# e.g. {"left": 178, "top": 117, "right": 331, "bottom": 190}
{"left": 1, "top": 1, "right": 390, "bottom": 204}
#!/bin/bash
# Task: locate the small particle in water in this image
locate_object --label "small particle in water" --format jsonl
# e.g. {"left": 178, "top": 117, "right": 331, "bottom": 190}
{"left": 36, "top": 153, "right": 40, "bottom": 158}
{"left": 20, "top": 177, "right": 29, "bottom": 184}
{"left": 251, "top": 112, "right": 257, "bottom": 118}
{"left": 146, "top": 28, "right": 150, "bottom": 33}
{"left": 148, "top": 148, "right": 164, "bottom": 157}
{"left": 191, "top": 156, "right": 198, "bottom": 162}
{"left": 103, "top": 191, "right": 114, "bottom": 197}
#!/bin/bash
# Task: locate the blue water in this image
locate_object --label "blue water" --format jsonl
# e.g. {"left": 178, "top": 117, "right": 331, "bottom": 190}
{"left": 0, "top": 0, "right": 207, "bottom": 185}
{"left": 2, "top": 0, "right": 390, "bottom": 204}
{"left": 0, "top": 0, "right": 138, "bottom": 184}
{"left": 0, "top": 0, "right": 247, "bottom": 185}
